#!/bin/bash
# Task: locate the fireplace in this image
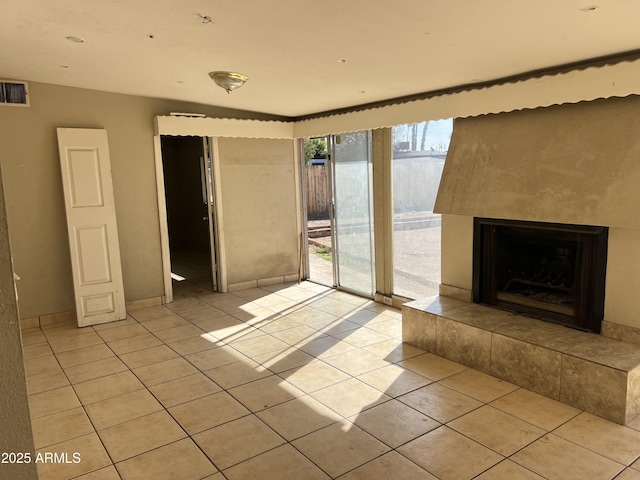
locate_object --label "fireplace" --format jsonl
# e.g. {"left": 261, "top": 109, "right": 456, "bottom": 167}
{"left": 473, "top": 218, "right": 608, "bottom": 332}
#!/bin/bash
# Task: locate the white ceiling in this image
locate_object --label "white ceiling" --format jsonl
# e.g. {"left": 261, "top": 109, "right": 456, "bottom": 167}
{"left": 1, "top": 0, "right": 640, "bottom": 118}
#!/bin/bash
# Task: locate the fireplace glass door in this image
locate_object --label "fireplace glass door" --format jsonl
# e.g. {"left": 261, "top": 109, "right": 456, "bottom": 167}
{"left": 473, "top": 218, "right": 607, "bottom": 332}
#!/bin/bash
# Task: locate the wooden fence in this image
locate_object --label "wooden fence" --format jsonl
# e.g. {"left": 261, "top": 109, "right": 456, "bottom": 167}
{"left": 306, "top": 165, "right": 330, "bottom": 218}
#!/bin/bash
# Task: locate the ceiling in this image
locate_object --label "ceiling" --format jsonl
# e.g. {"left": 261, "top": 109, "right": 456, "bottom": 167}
{"left": 2, "top": 0, "right": 640, "bottom": 118}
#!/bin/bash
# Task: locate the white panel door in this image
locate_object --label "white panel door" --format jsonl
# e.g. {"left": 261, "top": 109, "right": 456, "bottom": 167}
{"left": 57, "top": 128, "right": 126, "bottom": 326}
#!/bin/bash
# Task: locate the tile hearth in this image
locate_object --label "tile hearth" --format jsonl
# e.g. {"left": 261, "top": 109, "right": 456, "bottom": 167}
{"left": 403, "top": 296, "right": 640, "bottom": 424}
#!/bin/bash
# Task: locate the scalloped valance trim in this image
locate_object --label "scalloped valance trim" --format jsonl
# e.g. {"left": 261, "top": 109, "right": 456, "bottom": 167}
{"left": 293, "top": 56, "right": 640, "bottom": 137}
{"left": 156, "top": 57, "right": 640, "bottom": 139}
{"left": 154, "top": 115, "right": 294, "bottom": 139}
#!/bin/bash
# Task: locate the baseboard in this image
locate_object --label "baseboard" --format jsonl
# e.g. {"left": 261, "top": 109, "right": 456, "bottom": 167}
{"left": 227, "top": 274, "right": 299, "bottom": 292}
{"left": 126, "top": 296, "right": 164, "bottom": 310}
{"left": 439, "top": 284, "right": 472, "bottom": 302}
{"left": 21, "top": 310, "right": 76, "bottom": 330}
{"left": 20, "top": 295, "right": 164, "bottom": 330}
{"left": 601, "top": 320, "right": 640, "bottom": 346}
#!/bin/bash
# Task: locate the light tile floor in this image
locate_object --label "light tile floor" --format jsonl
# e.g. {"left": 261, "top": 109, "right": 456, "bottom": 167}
{"left": 21, "top": 282, "right": 640, "bottom": 480}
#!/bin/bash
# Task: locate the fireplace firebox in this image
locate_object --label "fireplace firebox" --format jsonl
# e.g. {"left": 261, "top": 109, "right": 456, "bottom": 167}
{"left": 473, "top": 218, "right": 608, "bottom": 332}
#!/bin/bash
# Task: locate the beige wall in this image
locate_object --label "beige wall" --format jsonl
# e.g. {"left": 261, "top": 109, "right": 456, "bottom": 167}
{"left": 0, "top": 81, "right": 280, "bottom": 318}
{"left": 440, "top": 214, "right": 473, "bottom": 292}
{"left": 436, "top": 96, "right": 640, "bottom": 229}
{"left": 437, "top": 96, "right": 640, "bottom": 329}
{"left": 217, "top": 137, "right": 299, "bottom": 285}
{"left": 604, "top": 227, "right": 640, "bottom": 328}
{"left": 0, "top": 162, "right": 37, "bottom": 479}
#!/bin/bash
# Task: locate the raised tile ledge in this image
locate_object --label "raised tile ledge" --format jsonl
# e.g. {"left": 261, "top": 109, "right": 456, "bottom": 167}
{"left": 402, "top": 296, "right": 640, "bottom": 424}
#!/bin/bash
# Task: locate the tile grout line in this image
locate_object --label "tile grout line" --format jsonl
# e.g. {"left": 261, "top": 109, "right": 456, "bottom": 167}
{"left": 26, "top": 289, "right": 435, "bottom": 479}
{"left": 35, "top": 323, "right": 120, "bottom": 478}
{"left": 35, "top": 284, "right": 636, "bottom": 479}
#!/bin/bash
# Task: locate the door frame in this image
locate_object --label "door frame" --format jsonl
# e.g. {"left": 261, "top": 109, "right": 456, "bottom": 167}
{"left": 300, "top": 136, "right": 337, "bottom": 288}
{"left": 329, "top": 131, "right": 376, "bottom": 297}
{"left": 153, "top": 115, "right": 299, "bottom": 302}
{"left": 153, "top": 135, "right": 227, "bottom": 303}
{"left": 202, "top": 137, "right": 218, "bottom": 292}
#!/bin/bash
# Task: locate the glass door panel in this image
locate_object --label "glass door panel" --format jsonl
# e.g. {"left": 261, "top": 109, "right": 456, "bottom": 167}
{"left": 331, "top": 131, "right": 375, "bottom": 296}
{"left": 303, "top": 138, "right": 333, "bottom": 287}
{"left": 391, "top": 119, "right": 452, "bottom": 298}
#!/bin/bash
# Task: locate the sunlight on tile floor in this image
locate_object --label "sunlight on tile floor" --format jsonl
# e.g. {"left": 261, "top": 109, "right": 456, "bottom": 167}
{"left": 21, "top": 282, "right": 640, "bottom": 480}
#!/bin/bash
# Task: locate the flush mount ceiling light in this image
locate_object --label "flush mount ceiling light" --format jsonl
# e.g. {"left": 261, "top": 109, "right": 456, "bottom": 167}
{"left": 208, "top": 71, "right": 248, "bottom": 93}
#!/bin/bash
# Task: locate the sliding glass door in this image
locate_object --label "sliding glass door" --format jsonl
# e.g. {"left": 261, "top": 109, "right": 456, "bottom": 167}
{"left": 331, "top": 131, "right": 375, "bottom": 296}
{"left": 391, "top": 119, "right": 452, "bottom": 298}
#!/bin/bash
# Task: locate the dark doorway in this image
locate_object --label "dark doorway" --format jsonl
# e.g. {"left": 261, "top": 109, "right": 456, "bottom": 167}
{"left": 161, "top": 136, "right": 216, "bottom": 297}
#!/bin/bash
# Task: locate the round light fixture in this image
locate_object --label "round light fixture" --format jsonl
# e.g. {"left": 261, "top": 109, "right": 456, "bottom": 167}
{"left": 208, "top": 71, "right": 248, "bottom": 93}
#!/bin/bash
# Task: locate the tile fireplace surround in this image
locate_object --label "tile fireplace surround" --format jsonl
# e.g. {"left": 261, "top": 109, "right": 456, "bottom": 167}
{"left": 402, "top": 296, "right": 640, "bottom": 425}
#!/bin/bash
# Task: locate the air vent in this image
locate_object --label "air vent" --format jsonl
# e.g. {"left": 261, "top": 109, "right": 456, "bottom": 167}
{"left": 0, "top": 81, "right": 29, "bottom": 107}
